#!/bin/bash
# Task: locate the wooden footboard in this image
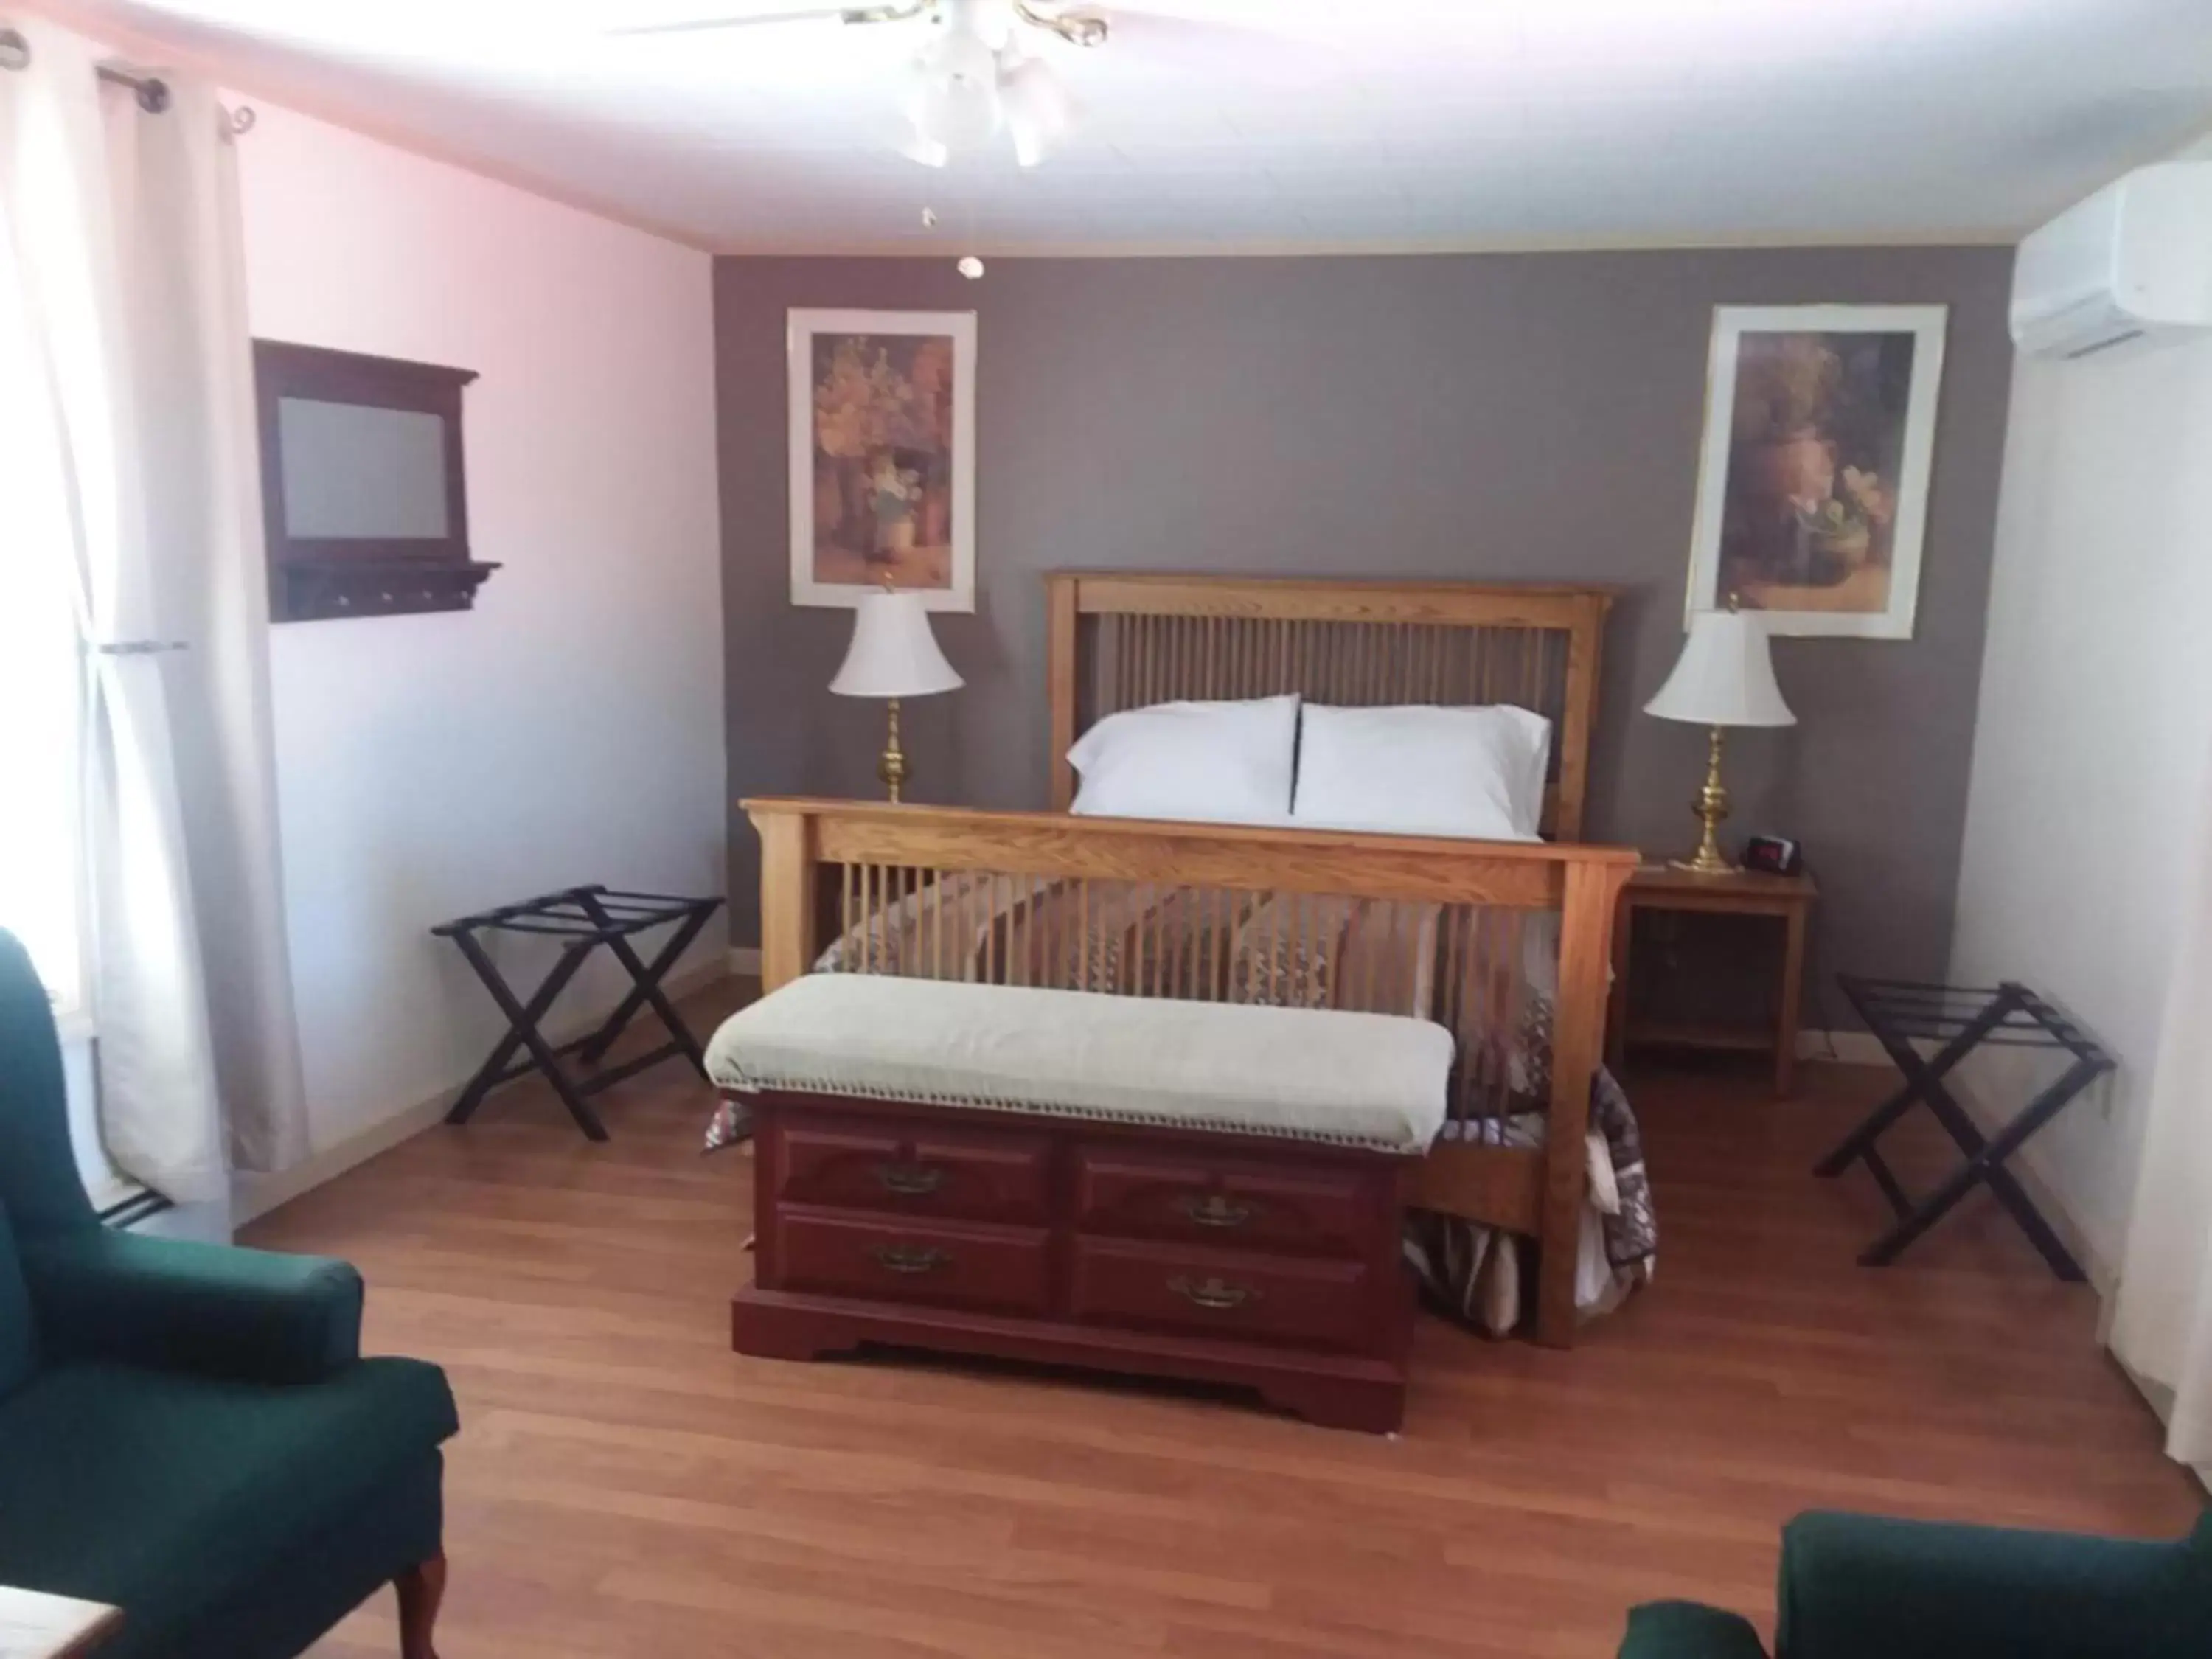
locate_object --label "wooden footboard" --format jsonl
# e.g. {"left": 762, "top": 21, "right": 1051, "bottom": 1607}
{"left": 746, "top": 798, "right": 1635, "bottom": 1346}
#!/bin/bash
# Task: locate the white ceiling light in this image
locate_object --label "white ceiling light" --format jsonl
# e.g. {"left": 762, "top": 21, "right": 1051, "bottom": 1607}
{"left": 904, "top": 23, "right": 1004, "bottom": 162}
{"left": 613, "top": 0, "right": 1101, "bottom": 168}
{"left": 999, "top": 52, "right": 1077, "bottom": 167}
{"left": 897, "top": 130, "right": 953, "bottom": 167}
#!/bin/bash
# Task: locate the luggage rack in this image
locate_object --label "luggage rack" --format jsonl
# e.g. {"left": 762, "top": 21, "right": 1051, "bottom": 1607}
{"left": 1813, "top": 974, "right": 2112, "bottom": 1279}
{"left": 433, "top": 885, "right": 723, "bottom": 1141}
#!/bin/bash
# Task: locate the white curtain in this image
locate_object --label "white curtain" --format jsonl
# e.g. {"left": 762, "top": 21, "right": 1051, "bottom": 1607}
{"left": 2109, "top": 745, "right": 2212, "bottom": 1471}
{"left": 0, "top": 21, "right": 307, "bottom": 1198}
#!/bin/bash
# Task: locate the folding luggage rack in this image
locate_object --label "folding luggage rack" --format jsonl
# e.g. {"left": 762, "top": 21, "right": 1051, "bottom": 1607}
{"left": 1815, "top": 974, "right": 2112, "bottom": 1279}
{"left": 434, "top": 886, "right": 723, "bottom": 1141}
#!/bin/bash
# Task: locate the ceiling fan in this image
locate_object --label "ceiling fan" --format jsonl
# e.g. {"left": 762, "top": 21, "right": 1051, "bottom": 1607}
{"left": 608, "top": 0, "right": 1112, "bottom": 167}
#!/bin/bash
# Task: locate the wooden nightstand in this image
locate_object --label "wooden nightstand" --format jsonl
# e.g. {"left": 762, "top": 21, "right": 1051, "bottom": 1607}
{"left": 1607, "top": 863, "right": 1817, "bottom": 1099}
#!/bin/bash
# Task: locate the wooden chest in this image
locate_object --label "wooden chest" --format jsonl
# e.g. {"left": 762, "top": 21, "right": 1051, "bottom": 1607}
{"left": 731, "top": 1091, "right": 1418, "bottom": 1432}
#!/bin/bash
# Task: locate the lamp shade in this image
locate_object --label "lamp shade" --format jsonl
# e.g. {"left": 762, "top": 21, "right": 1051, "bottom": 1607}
{"left": 829, "top": 588, "right": 964, "bottom": 700}
{"left": 1644, "top": 609, "right": 1795, "bottom": 728}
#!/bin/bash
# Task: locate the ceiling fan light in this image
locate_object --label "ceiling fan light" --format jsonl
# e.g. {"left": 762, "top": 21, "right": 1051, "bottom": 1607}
{"left": 899, "top": 126, "right": 951, "bottom": 167}
{"left": 919, "top": 29, "right": 999, "bottom": 98}
{"left": 921, "top": 78, "right": 999, "bottom": 148}
{"left": 999, "top": 53, "right": 1074, "bottom": 165}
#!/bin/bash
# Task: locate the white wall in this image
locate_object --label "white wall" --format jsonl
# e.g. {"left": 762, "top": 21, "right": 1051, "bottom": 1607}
{"left": 1948, "top": 321, "right": 2212, "bottom": 1282}
{"left": 232, "top": 105, "right": 726, "bottom": 1200}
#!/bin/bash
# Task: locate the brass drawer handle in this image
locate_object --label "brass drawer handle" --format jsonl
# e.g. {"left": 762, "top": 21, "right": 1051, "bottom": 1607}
{"left": 875, "top": 1161, "right": 945, "bottom": 1197}
{"left": 1169, "top": 1274, "right": 1259, "bottom": 1311}
{"left": 1178, "top": 1192, "right": 1256, "bottom": 1229}
{"left": 872, "top": 1243, "right": 950, "bottom": 1276}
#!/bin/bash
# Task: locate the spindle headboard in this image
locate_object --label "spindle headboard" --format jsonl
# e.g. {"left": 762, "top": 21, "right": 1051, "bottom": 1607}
{"left": 1046, "top": 573, "right": 1616, "bottom": 840}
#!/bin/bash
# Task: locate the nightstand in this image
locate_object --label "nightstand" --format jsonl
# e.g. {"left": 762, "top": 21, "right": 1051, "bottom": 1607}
{"left": 1607, "top": 863, "right": 1817, "bottom": 1099}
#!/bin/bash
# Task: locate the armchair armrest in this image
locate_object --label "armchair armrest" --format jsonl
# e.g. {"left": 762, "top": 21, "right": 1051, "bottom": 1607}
{"left": 1778, "top": 1510, "right": 2211, "bottom": 1659}
{"left": 23, "top": 1230, "right": 363, "bottom": 1385}
{"left": 1620, "top": 1602, "right": 1770, "bottom": 1659}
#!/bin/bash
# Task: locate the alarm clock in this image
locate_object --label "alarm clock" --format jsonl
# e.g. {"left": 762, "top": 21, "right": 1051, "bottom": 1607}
{"left": 1743, "top": 835, "right": 1803, "bottom": 876}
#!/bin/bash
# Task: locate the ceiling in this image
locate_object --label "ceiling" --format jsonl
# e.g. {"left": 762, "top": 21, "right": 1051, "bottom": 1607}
{"left": 44, "top": 0, "right": 2212, "bottom": 253}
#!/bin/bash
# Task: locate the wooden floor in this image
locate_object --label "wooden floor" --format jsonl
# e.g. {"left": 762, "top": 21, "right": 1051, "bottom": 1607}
{"left": 251, "top": 981, "right": 2202, "bottom": 1659}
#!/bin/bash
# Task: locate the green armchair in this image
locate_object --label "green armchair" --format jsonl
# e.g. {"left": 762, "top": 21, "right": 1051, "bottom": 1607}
{"left": 0, "top": 930, "right": 459, "bottom": 1659}
{"left": 1622, "top": 1508, "right": 2212, "bottom": 1659}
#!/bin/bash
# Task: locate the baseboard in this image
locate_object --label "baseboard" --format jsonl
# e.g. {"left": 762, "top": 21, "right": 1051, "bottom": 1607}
{"left": 232, "top": 958, "right": 732, "bottom": 1228}
{"left": 233, "top": 1093, "right": 454, "bottom": 1228}
{"left": 1795, "top": 1029, "right": 1890, "bottom": 1066}
{"left": 728, "top": 945, "right": 762, "bottom": 976}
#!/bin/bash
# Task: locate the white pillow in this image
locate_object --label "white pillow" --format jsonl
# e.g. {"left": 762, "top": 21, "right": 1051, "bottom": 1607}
{"left": 1068, "top": 695, "right": 1300, "bottom": 825}
{"left": 1291, "top": 703, "right": 1552, "bottom": 841}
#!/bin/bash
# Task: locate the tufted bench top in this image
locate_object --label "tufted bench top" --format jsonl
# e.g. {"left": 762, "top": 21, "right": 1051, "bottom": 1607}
{"left": 706, "top": 974, "right": 1453, "bottom": 1155}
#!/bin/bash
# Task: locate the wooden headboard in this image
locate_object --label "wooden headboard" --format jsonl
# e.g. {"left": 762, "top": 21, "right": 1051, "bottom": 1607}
{"left": 1046, "top": 573, "right": 1615, "bottom": 840}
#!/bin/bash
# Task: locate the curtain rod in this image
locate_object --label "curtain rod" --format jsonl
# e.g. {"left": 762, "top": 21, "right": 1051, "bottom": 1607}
{"left": 97, "top": 62, "right": 171, "bottom": 114}
{"left": 0, "top": 28, "right": 254, "bottom": 131}
{"left": 0, "top": 29, "right": 166, "bottom": 108}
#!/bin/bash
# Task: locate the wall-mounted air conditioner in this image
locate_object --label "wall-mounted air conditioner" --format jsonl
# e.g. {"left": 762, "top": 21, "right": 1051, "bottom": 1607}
{"left": 2011, "top": 161, "right": 2212, "bottom": 360}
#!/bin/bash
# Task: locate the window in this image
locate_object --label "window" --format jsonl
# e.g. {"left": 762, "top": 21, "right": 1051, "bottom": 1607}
{"left": 0, "top": 184, "right": 90, "bottom": 1016}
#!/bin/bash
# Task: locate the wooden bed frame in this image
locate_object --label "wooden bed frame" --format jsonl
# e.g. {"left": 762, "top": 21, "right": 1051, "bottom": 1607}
{"left": 1045, "top": 571, "right": 1613, "bottom": 838}
{"left": 748, "top": 571, "right": 1634, "bottom": 1347}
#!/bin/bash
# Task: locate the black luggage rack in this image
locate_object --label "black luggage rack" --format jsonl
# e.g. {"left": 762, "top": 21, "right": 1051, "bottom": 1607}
{"left": 433, "top": 885, "right": 723, "bottom": 1141}
{"left": 1814, "top": 974, "right": 2112, "bottom": 1280}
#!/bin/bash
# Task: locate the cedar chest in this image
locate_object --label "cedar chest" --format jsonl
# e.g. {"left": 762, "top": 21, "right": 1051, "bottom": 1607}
{"left": 709, "top": 975, "right": 1453, "bottom": 1432}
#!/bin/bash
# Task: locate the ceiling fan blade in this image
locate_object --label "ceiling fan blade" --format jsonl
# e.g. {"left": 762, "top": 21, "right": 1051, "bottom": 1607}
{"left": 605, "top": 2, "right": 924, "bottom": 38}
{"left": 1081, "top": 4, "right": 1350, "bottom": 74}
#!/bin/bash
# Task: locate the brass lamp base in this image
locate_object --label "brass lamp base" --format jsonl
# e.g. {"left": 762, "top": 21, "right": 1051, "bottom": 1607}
{"left": 1668, "top": 724, "right": 1736, "bottom": 874}
{"left": 878, "top": 696, "right": 908, "bottom": 804}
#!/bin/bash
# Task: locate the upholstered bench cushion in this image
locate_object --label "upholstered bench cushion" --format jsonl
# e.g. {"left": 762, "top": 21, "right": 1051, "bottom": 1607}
{"left": 706, "top": 975, "right": 1452, "bottom": 1153}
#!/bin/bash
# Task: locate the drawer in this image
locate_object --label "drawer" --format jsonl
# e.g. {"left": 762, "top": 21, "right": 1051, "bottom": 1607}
{"left": 778, "top": 1114, "right": 1050, "bottom": 1225}
{"left": 774, "top": 1210, "right": 1051, "bottom": 1317}
{"left": 1068, "top": 1237, "right": 1378, "bottom": 1354}
{"left": 1072, "top": 1146, "right": 1385, "bottom": 1258}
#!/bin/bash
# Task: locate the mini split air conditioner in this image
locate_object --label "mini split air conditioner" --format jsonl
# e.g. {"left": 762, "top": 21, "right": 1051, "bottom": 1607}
{"left": 2011, "top": 161, "right": 2212, "bottom": 359}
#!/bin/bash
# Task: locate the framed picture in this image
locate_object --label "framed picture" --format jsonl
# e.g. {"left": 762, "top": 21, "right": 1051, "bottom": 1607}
{"left": 1684, "top": 304, "right": 1947, "bottom": 639}
{"left": 787, "top": 307, "right": 976, "bottom": 611}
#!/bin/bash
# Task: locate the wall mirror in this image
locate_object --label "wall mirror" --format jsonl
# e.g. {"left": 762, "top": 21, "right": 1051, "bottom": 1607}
{"left": 253, "top": 340, "right": 498, "bottom": 622}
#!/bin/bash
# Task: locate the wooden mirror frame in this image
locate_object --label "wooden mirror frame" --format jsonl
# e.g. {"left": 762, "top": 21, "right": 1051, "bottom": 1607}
{"left": 253, "top": 339, "right": 499, "bottom": 623}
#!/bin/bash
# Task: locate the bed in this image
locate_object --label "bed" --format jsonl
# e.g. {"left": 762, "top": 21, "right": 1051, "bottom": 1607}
{"left": 731, "top": 571, "right": 1646, "bottom": 1348}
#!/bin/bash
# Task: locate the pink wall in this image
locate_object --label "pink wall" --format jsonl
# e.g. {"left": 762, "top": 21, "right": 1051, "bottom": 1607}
{"left": 236, "top": 103, "right": 725, "bottom": 1184}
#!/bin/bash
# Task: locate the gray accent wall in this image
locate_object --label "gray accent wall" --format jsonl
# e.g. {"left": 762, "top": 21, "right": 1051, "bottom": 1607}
{"left": 715, "top": 248, "right": 2014, "bottom": 1020}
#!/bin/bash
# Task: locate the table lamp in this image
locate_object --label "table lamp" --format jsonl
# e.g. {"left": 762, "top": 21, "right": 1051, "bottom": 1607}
{"left": 829, "top": 586, "right": 963, "bottom": 803}
{"left": 1644, "top": 600, "right": 1795, "bottom": 874}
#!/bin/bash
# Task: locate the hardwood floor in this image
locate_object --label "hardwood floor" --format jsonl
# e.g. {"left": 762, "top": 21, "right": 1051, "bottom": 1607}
{"left": 251, "top": 981, "right": 2202, "bottom": 1659}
